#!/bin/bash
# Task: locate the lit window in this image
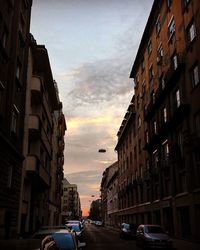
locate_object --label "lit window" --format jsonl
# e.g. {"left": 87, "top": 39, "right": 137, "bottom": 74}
{"left": 175, "top": 89, "right": 181, "bottom": 107}
{"left": 153, "top": 121, "right": 157, "bottom": 134}
{"left": 147, "top": 39, "right": 152, "bottom": 55}
{"left": 157, "top": 43, "right": 163, "bottom": 64}
{"left": 11, "top": 106, "right": 19, "bottom": 134}
{"left": 187, "top": 21, "right": 196, "bottom": 43}
{"left": 156, "top": 17, "right": 161, "bottom": 35}
{"left": 168, "top": 16, "right": 175, "bottom": 40}
{"left": 163, "top": 107, "right": 167, "bottom": 122}
{"left": 191, "top": 64, "right": 199, "bottom": 87}
{"left": 149, "top": 65, "right": 153, "bottom": 80}
{"left": 138, "top": 116, "right": 141, "bottom": 128}
{"left": 160, "top": 74, "right": 165, "bottom": 89}
{"left": 173, "top": 53, "right": 178, "bottom": 70}
{"left": 167, "top": 0, "right": 173, "bottom": 8}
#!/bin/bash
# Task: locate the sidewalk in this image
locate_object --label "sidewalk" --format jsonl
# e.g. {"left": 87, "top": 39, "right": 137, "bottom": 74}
{"left": 105, "top": 225, "right": 200, "bottom": 250}
{"left": 172, "top": 238, "right": 200, "bottom": 250}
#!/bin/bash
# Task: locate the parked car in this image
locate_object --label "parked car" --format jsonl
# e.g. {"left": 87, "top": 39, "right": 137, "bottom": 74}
{"left": 65, "top": 220, "right": 83, "bottom": 229}
{"left": 95, "top": 221, "right": 103, "bottom": 226}
{"left": 33, "top": 229, "right": 86, "bottom": 250}
{"left": 119, "top": 223, "right": 137, "bottom": 239}
{"left": 52, "top": 230, "right": 86, "bottom": 250}
{"left": 66, "top": 223, "right": 84, "bottom": 241}
{"left": 136, "top": 224, "right": 173, "bottom": 249}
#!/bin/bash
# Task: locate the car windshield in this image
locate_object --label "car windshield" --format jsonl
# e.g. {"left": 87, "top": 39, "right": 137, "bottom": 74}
{"left": 145, "top": 226, "right": 165, "bottom": 234}
{"left": 52, "top": 233, "right": 76, "bottom": 250}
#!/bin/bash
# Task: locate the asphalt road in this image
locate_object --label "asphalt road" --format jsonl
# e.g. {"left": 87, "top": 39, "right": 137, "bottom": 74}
{"left": 84, "top": 223, "right": 139, "bottom": 250}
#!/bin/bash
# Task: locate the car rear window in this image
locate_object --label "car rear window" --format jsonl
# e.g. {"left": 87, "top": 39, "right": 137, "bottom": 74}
{"left": 53, "top": 233, "right": 76, "bottom": 250}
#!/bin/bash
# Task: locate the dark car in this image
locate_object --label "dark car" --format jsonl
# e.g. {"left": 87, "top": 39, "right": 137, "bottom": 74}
{"left": 136, "top": 224, "right": 173, "bottom": 249}
{"left": 119, "top": 223, "right": 137, "bottom": 239}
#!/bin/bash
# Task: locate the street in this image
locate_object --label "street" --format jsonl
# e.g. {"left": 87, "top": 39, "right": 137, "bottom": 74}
{"left": 84, "top": 223, "right": 138, "bottom": 250}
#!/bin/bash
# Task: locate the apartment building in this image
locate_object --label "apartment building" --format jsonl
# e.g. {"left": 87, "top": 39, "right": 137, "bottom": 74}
{"left": 18, "top": 35, "right": 66, "bottom": 235}
{"left": 127, "top": 0, "right": 200, "bottom": 242}
{"left": 101, "top": 162, "right": 118, "bottom": 226}
{"left": 0, "top": 0, "right": 32, "bottom": 239}
{"left": 62, "top": 179, "right": 81, "bottom": 222}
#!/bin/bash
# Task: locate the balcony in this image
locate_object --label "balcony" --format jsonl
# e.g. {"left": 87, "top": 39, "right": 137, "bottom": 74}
{"left": 28, "top": 115, "right": 41, "bottom": 139}
{"left": 31, "top": 76, "right": 42, "bottom": 105}
{"left": 26, "top": 155, "right": 51, "bottom": 188}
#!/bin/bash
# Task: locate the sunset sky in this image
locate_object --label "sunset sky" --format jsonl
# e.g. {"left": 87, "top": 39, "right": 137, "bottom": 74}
{"left": 30, "top": 0, "right": 153, "bottom": 216}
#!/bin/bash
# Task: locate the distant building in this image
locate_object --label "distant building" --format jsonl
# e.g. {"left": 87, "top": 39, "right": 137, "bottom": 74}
{"left": 62, "top": 179, "right": 81, "bottom": 222}
{"left": 0, "top": 0, "right": 32, "bottom": 239}
{"left": 89, "top": 199, "right": 102, "bottom": 221}
{"left": 101, "top": 162, "right": 118, "bottom": 226}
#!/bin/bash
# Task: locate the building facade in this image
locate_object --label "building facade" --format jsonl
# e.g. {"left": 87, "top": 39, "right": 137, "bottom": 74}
{"left": 18, "top": 35, "right": 66, "bottom": 235}
{"left": 118, "top": 0, "right": 200, "bottom": 242}
{"left": 0, "top": 0, "right": 32, "bottom": 239}
{"left": 101, "top": 162, "right": 118, "bottom": 226}
{"left": 62, "top": 179, "right": 81, "bottom": 222}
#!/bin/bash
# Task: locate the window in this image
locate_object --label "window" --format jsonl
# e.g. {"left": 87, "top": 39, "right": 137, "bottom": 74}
{"left": 162, "top": 140, "right": 169, "bottom": 159}
{"left": 191, "top": 64, "right": 199, "bottom": 87}
{"left": 156, "top": 17, "right": 161, "bottom": 35}
{"left": 141, "top": 57, "right": 145, "bottom": 71}
{"left": 11, "top": 105, "right": 19, "bottom": 134}
{"left": 163, "top": 107, "right": 167, "bottom": 122}
{"left": 149, "top": 65, "right": 153, "bottom": 80}
{"left": 0, "top": 81, "right": 5, "bottom": 112}
{"left": 2, "top": 27, "right": 8, "bottom": 48}
{"left": 172, "top": 53, "right": 178, "bottom": 70}
{"left": 183, "top": 0, "right": 190, "bottom": 8}
{"left": 152, "top": 149, "right": 159, "bottom": 168}
{"left": 153, "top": 121, "right": 157, "bottom": 134}
{"left": 175, "top": 89, "right": 181, "bottom": 108}
{"left": 151, "top": 90, "right": 155, "bottom": 104}
{"left": 138, "top": 116, "right": 141, "bottom": 128}
{"left": 168, "top": 16, "right": 175, "bottom": 40}
{"left": 157, "top": 43, "right": 163, "bottom": 64}
{"left": 7, "top": 165, "right": 13, "bottom": 188}
{"left": 167, "top": 0, "right": 173, "bottom": 8}
{"left": 187, "top": 21, "right": 196, "bottom": 43}
{"left": 159, "top": 74, "right": 165, "bottom": 89}
{"left": 147, "top": 39, "right": 152, "bottom": 55}
{"left": 16, "top": 60, "right": 21, "bottom": 79}
{"left": 145, "top": 130, "right": 149, "bottom": 143}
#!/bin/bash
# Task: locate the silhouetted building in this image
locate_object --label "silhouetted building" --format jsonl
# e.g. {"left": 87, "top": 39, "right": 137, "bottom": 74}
{"left": 18, "top": 35, "right": 66, "bottom": 235}
{"left": 0, "top": 0, "right": 32, "bottom": 239}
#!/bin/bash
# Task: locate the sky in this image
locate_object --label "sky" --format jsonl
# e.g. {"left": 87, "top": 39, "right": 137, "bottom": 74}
{"left": 30, "top": 0, "right": 154, "bottom": 216}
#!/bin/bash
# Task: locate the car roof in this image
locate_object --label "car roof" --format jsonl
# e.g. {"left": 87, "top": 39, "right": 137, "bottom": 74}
{"left": 32, "top": 228, "right": 71, "bottom": 238}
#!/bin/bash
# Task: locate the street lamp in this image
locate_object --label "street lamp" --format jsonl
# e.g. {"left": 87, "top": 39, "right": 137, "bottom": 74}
{"left": 98, "top": 149, "right": 106, "bottom": 153}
